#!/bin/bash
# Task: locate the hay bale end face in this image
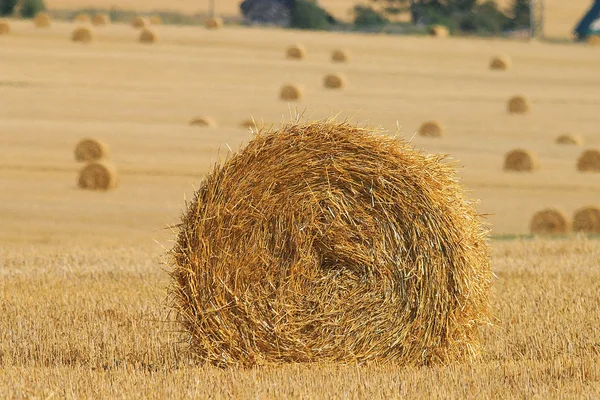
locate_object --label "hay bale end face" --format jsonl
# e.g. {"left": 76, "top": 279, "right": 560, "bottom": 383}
{"left": 74, "top": 13, "right": 90, "bottom": 24}
{"left": 331, "top": 49, "right": 349, "bottom": 63}
{"left": 577, "top": 149, "right": 600, "bottom": 172}
{"left": 530, "top": 208, "right": 570, "bottom": 235}
{"left": 74, "top": 138, "right": 109, "bottom": 162}
{"left": 131, "top": 16, "right": 148, "bottom": 29}
{"left": 78, "top": 161, "right": 118, "bottom": 191}
{"left": 556, "top": 134, "right": 583, "bottom": 146}
{"left": 429, "top": 25, "right": 449, "bottom": 37}
{"left": 418, "top": 120, "right": 444, "bottom": 138}
{"left": 71, "top": 27, "right": 93, "bottom": 43}
{"left": 205, "top": 16, "right": 223, "bottom": 29}
{"left": 169, "top": 120, "right": 492, "bottom": 368}
{"left": 0, "top": 20, "right": 10, "bottom": 35}
{"left": 503, "top": 149, "right": 538, "bottom": 172}
{"left": 323, "top": 73, "right": 345, "bottom": 89}
{"left": 573, "top": 205, "right": 600, "bottom": 234}
{"left": 92, "top": 14, "right": 110, "bottom": 26}
{"left": 280, "top": 84, "right": 302, "bottom": 101}
{"left": 34, "top": 13, "right": 51, "bottom": 28}
{"left": 190, "top": 117, "right": 217, "bottom": 127}
{"left": 490, "top": 56, "right": 511, "bottom": 71}
{"left": 507, "top": 95, "right": 530, "bottom": 114}
{"left": 139, "top": 28, "right": 157, "bottom": 43}
{"left": 286, "top": 44, "right": 306, "bottom": 60}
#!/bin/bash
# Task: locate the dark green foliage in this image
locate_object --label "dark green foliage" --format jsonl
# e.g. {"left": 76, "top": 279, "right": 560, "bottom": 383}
{"left": 290, "top": 0, "right": 330, "bottom": 30}
{"left": 458, "top": 1, "right": 510, "bottom": 34}
{"left": 0, "top": 0, "right": 18, "bottom": 16}
{"left": 353, "top": 5, "right": 388, "bottom": 27}
{"left": 20, "top": 0, "right": 46, "bottom": 18}
{"left": 507, "top": 0, "right": 530, "bottom": 30}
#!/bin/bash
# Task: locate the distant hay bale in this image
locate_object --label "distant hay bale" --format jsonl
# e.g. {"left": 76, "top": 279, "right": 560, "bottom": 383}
{"left": 490, "top": 56, "right": 511, "bottom": 71}
{"left": 556, "top": 133, "right": 583, "bottom": 146}
{"left": 205, "top": 16, "right": 223, "bottom": 29}
{"left": 92, "top": 14, "right": 110, "bottom": 26}
{"left": 323, "top": 73, "right": 345, "bottom": 89}
{"left": 573, "top": 205, "right": 600, "bottom": 234}
{"left": 280, "top": 84, "right": 302, "bottom": 101}
{"left": 0, "top": 20, "right": 10, "bottom": 35}
{"left": 74, "top": 13, "right": 90, "bottom": 24}
{"left": 418, "top": 120, "right": 444, "bottom": 138}
{"left": 587, "top": 35, "right": 600, "bottom": 45}
{"left": 507, "top": 95, "right": 530, "bottom": 114}
{"left": 530, "top": 208, "right": 570, "bottom": 235}
{"left": 169, "top": 119, "right": 491, "bottom": 368}
{"left": 331, "top": 49, "right": 349, "bottom": 63}
{"left": 577, "top": 149, "right": 600, "bottom": 172}
{"left": 131, "top": 16, "right": 149, "bottom": 29}
{"left": 286, "top": 44, "right": 306, "bottom": 60}
{"left": 190, "top": 117, "right": 217, "bottom": 127}
{"left": 74, "top": 138, "right": 109, "bottom": 162}
{"left": 71, "top": 27, "right": 93, "bottom": 43}
{"left": 139, "top": 28, "right": 157, "bottom": 43}
{"left": 34, "top": 12, "right": 51, "bottom": 28}
{"left": 149, "top": 15, "right": 162, "bottom": 25}
{"left": 429, "top": 25, "right": 449, "bottom": 37}
{"left": 78, "top": 161, "right": 119, "bottom": 191}
{"left": 503, "top": 149, "right": 538, "bottom": 172}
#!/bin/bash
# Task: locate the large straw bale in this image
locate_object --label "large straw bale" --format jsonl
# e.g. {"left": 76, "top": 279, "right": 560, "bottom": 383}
{"left": 78, "top": 161, "right": 118, "bottom": 190}
{"left": 323, "top": 73, "right": 345, "bottom": 89}
{"left": 507, "top": 95, "right": 530, "bottom": 114}
{"left": 286, "top": 44, "right": 306, "bottom": 60}
{"left": 331, "top": 49, "right": 349, "bottom": 63}
{"left": 190, "top": 117, "right": 217, "bottom": 127}
{"left": 530, "top": 208, "right": 570, "bottom": 235}
{"left": 0, "top": 20, "right": 10, "bottom": 35}
{"left": 280, "top": 84, "right": 302, "bottom": 101}
{"left": 92, "top": 13, "right": 110, "bottom": 26}
{"left": 74, "top": 13, "right": 90, "bottom": 24}
{"left": 74, "top": 138, "right": 109, "bottom": 162}
{"left": 131, "top": 16, "right": 148, "bottom": 29}
{"left": 429, "top": 25, "right": 449, "bottom": 37}
{"left": 556, "top": 134, "right": 583, "bottom": 145}
{"left": 34, "top": 12, "right": 51, "bottom": 28}
{"left": 577, "top": 149, "right": 600, "bottom": 172}
{"left": 490, "top": 56, "right": 511, "bottom": 71}
{"left": 139, "top": 28, "right": 157, "bottom": 43}
{"left": 418, "top": 120, "right": 444, "bottom": 138}
{"left": 205, "top": 16, "right": 223, "bottom": 29}
{"left": 573, "top": 205, "right": 600, "bottom": 234}
{"left": 169, "top": 119, "right": 492, "bottom": 368}
{"left": 71, "top": 26, "right": 93, "bottom": 43}
{"left": 503, "top": 149, "right": 538, "bottom": 172}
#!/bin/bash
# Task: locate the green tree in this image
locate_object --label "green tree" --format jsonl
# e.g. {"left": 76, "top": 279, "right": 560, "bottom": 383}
{"left": 0, "top": 0, "right": 19, "bottom": 16}
{"left": 290, "top": 0, "right": 331, "bottom": 30}
{"left": 20, "top": 0, "right": 46, "bottom": 18}
{"left": 507, "top": 0, "right": 530, "bottom": 29}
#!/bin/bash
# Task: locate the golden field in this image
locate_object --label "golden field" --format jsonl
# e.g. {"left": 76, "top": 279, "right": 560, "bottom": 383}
{"left": 0, "top": 16, "right": 599, "bottom": 398}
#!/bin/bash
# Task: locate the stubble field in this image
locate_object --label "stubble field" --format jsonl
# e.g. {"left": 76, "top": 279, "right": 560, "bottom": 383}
{"left": 1, "top": 16, "right": 599, "bottom": 398}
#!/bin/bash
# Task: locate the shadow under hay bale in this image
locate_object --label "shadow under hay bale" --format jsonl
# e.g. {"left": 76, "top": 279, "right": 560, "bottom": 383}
{"left": 34, "top": 13, "right": 51, "bottom": 28}
{"left": 74, "top": 138, "right": 109, "bottom": 162}
{"left": 131, "top": 16, "right": 148, "bottom": 29}
{"left": 93, "top": 14, "right": 110, "bottom": 26}
{"left": 280, "top": 84, "right": 302, "bottom": 101}
{"left": 139, "top": 28, "right": 157, "bottom": 43}
{"left": 205, "top": 17, "right": 223, "bottom": 29}
{"left": 323, "top": 73, "right": 345, "bottom": 89}
{"left": 0, "top": 20, "right": 10, "bottom": 35}
{"left": 530, "top": 208, "right": 570, "bottom": 235}
{"left": 490, "top": 56, "right": 511, "bottom": 71}
{"left": 503, "top": 149, "right": 538, "bottom": 172}
{"left": 331, "top": 49, "right": 348, "bottom": 63}
{"left": 418, "top": 120, "right": 444, "bottom": 138}
{"left": 74, "top": 13, "right": 90, "bottom": 24}
{"left": 507, "top": 95, "right": 530, "bottom": 114}
{"left": 169, "top": 119, "right": 492, "bottom": 368}
{"left": 72, "top": 27, "right": 93, "bottom": 43}
{"left": 78, "top": 161, "right": 118, "bottom": 191}
{"left": 577, "top": 149, "right": 600, "bottom": 172}
{"left": 190, "top": 117, "right": 217, "bottom": 127}
{"left": 573, "top": 205, "right": 600, "bottom": 234}
{"left": 286, "top": 44, "right": 305, "bottom": 60}
{"left": 556, "top": 134, "right": 583, "bottom": 146}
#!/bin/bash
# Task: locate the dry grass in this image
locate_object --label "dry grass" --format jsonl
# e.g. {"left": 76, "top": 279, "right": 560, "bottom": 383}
{"left": 71, "top": 26, "right": 93, "bottom": 43}
{"left": 34, "top": 12, "right": 51, "bottom": 28}
{"left": 577, "top": 149, "right": 600, "bottom": 172}
{"left": 573, "top": 205, "right": 600, "bottom": 234}
{"left": 530, "top": 208, "right": 570, "bottom": 235}
{"left": 490, "top": 55, "right": 511, "bottom": 71}
{"left": 149, "top": 15, "right": 162, "bottom": 25}
{"left": 286, "top": 44, "right": 306, "bottom": 60}
{"left": 323, "top": 73, "right": 345, "bottom": 89}
{"left": 77, "top": 161, "right": 119, "bottom": 190}
{"left": 503, "top": 149, "right": 539, "bottom": 172}
{"left": 418, "top": 120, "right": 444, "bottom": 138}
{"left": 139, "top": 28, "right": 157, "bottom": 44}
{"left": 507, "top": 95, "right": 530, "bottom": 114}
{"left": 556, "top": 133, "right": 583, "bottom": 146}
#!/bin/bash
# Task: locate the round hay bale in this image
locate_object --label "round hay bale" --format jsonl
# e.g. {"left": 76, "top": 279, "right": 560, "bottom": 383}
{"left": 530, "top": 208, "right": 570, "bottom": 235}
{"left": 323, "top": 73, "right": 345, "bottom": 89}
{"left": 280, "top": 84, "right": 302, "bottom": 101}
{"left": 429, "top": 25, "right": 449, "bottom": 37}
{"left": 577, "top": 149, "right": 600, "bottom": 172}
{"left": 0, "top": 20, "right": 10, "bottom": 35}
{"left": 418, "top": 120, "right": 444, "bottom": 138}
{"left": 78, "top": 161, "right": 119, "bottom": 191}
{"left": 92, "top": 13, "right": 110, "bottom": 26}
{"left": 131, "top": 16, "right": 149, "bottom": 29}
{"left": 503, "top": 149, "right": 539, "bottom": 172}
{"left": 190, "top": 117, "right": 217, "bottom": 127}
{"left": 587, "top": 35, "right": 600, "bottom": 45}
{"left": 556, "top": 133, "right": 583, "bottom": 146}
{"left": 331, "top": 49, "right": 349, "bottom": 63}
{"left": 74, "top": 138, "right": 109, "bottom": 162}
{"left": 490, "top": 55, "right": 511, "bottom": 71}
{"left": 74, "top": 13, "right": 90, "bottom": 24}
{"left": 34, "top": 12, "right": 51, "bottom": 28}
{"left": 139, "top": 28, "right": 157, "bottom": 44}
{"left": 149, "top": 15, "right": 162, "bottom": 25}
{"left": 507, "top": 95, "right": 530, "bottom": 114}
{"left": 71, "top": 26, "right": 93, "bottom": 43}
{"left": 286, "top": 44, "right": 306, "bottom": 60}
{"left": 573, "top": 205, "right": 600, "bottom": 234}
{"left": 169, "top": 120, "right": 491, "bottom": 367}
{"left": 205, "top": 16, "right": 223, "bottom": 29}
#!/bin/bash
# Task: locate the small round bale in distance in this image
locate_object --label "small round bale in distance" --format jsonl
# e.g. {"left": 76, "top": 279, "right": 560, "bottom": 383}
{"left": 74, "top": 138, "right": 109, "bottom": 162}
{"left": 587, "top": 35, "right": 600, "bottom": 45}
{"left": 205, "top": 16, "right": 223, "bottom": 29}
{"left": 577, "top": 149, "right": 600, "bottom": 172}
{"left": 323, "top": 73, "right": 345, "bottom": 89}
{"left": 71, "top": 27, "right": 93, "bottom": 43}
{"left": 331, "top": 49, "right": 349, "bottom": 63}
{"left": 131, "top": 16, "right": 148, "bottom": 29}
{"left": 74, "top": 13, "right": 90, "bottom": 23}
{"left": 34, "top": 12, "right": 51, "bottom": 28}
{"left": 286, "top": 44, "right": 306, "bottom": 60}
{"left": 556, "top": 133, "right": 583, "bottom": 146}
{"left": 418, "top": 120, "right": 444, "bottom": 138}
{"left": 507, "top": 95, "right": 530, "bottom": 114}
{"left": 92, "top": 13, "right": 110, "bottom": 26}
{"left": 139, "top": 28, "right": 157, "bottom": 43}
{"left": 573, "top": 205, "right": 600, "bottom": 234}
{"left": 78, "top": 161, "right": 118, "bottom": 191}
{"left": 429, "top": 25, "right": 449, "bottom": 37}
{"left": 503, "top": 149, "right": 538, "bottom": 172}
{"left": 149, "top": 15, "right": 162, "bottom": 25}
{"left": 190, "top": 117, "right": 217, "bottom": 127}
{"left": 280, "top": 84, "right": 302, "bottom": 101}
{"left": 170, "top": 120, "right": 492, "bottom": 367}
{"left": 530, "top": 208, "right": 570, "bottom": 235}
{"left": 490, "top": 56, "right": 511, "bottom": 71}
{"left": 0, "top": 20, "right": 10, "bottom": 35}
